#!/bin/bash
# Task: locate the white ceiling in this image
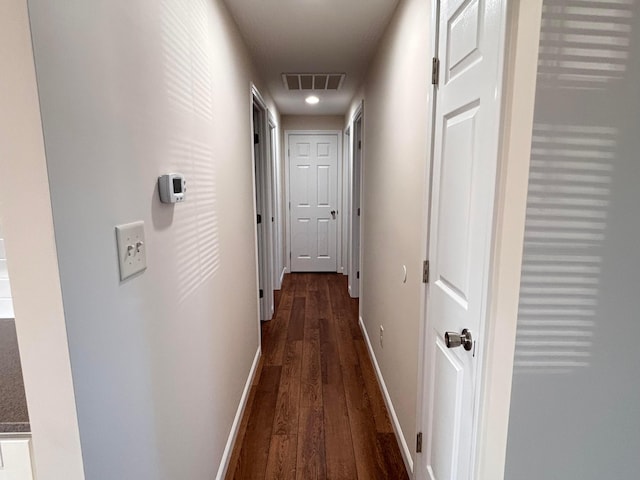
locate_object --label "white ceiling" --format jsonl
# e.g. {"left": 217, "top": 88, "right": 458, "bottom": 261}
{"left": 223, "top": 0, "right": 400, "bottom": 115}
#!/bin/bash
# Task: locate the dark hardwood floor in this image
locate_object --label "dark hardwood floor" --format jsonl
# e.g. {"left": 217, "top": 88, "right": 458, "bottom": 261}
{"left": 226, "top": 273, "right": 409, "bottom": 480}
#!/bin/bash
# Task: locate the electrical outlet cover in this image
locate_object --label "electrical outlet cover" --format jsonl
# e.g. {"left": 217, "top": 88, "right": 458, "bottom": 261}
{"left": 115, "top": 221, "right": 147, "bottom": 280}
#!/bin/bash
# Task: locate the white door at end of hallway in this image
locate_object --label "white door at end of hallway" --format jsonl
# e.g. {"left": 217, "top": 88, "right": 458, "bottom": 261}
{"left": 420, "top": 0, "right": 506, "bottom": 479}
{"left": 289, "top": 133, "right": 339, "bottom": 272}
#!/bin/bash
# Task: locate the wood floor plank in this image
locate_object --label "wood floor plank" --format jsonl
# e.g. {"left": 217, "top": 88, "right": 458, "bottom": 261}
{"left": 287, "top": 297, "right": 305, "bottom": 342}
{"left": 226, "top": 385, "right": 257, "bottom": 477}
{"left": 301, "top": 326, "right": 322, "bottom": 407}
{"left": 273, "top": 341, "right": 303, "bottom": 435}
{"left": 342, "top": 361, "right": 387, "bottom": 480}
{"left": 305, "top": 285, "right": 321, "bottom": 330}
{"left": 323, "top": 382, "right": 358, "bottom": 480}
{"left": 232, "top": 366, "right": 282, "bottom": 480}
{"left": 294, "top": 273, "right": 309, "bottom": 297}
{"left": 296, "top": 406, "right": 326, "bottom": 480}
{"left": 314, "top": 280, "right": 331, "bottom": 320}
{"left": 319, "top": 317, "right": 342, "bottom": 387}
{"left": 377, "top": 433, "right": 410, "bottom": 480}
{"left": 265, "top": 435, "right": 298, "bottom": 480}
{"left": 327, "top": 277, "right": 360, "bottom": 366}
{"left": 354, "top": 339, "right": 394, "bottom": 433}
{"left": 335, "top": 313, "right": 359, "bottom": 366}
{"left": 264, "top": 288, "right": 294, "bottom": 366}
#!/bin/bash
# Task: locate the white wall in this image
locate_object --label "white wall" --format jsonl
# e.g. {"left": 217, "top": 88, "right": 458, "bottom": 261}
{"left": 505, "top": 1, "right": 640, "bottom": 477}
{"left": 346, "top": 0, "right": 431, "bottom": 469}
{"left": 26, "top": 0, "right": 277, "bottom": 478}
{"left": 0, "top": 1, "right": 84, "bottom": 477}
{"left": 281, "top": 115, "right": 345, "bottom": 132}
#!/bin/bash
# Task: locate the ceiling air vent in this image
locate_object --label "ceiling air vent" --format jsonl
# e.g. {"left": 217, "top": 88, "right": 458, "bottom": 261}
{"left": 282, "top": 73, "right": 346, "bottom": 91}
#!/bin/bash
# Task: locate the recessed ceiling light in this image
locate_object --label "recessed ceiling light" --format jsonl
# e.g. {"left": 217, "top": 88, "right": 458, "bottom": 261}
{"left": 305, "top": 95, "right": 320, "bottom": 105}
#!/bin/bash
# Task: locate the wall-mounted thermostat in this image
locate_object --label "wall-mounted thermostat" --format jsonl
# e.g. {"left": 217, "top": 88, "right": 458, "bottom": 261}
{"left": 158, "top": 173, "right": 186, "bottom": 203}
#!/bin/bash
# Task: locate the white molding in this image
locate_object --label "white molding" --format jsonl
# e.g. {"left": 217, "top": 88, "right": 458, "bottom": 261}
{"left": 284, "top": 130, "right": 343, "bottom": 273}
{"left": 359, "top": 317, "right": 413, "bottom": 475}
{"left": 475, "top": 2, "right": 542, "bottom": 478}
{"left": 267, "top": 111, "right": 283, "bottom": 291}
{"left": 251, "top": 83, "right": 267, "bottom": 110}
{"left": 279, "top": 266, "right": 286, "bottom": 287}
{"left": 0, "top": 2, "right": 85, "bottom": 477}
{"left": 251, "top": 84, "right": 274, "bottom": 321}
{"left": 215, "top": 346, "right": 261, "bottom": 480}
{"left": 346, "top": 104, "right": 363, "bottom": 299}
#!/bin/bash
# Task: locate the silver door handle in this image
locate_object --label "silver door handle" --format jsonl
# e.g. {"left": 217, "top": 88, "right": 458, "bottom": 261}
{"left": 445, "top": 329, "right": 473, "bottom": 351}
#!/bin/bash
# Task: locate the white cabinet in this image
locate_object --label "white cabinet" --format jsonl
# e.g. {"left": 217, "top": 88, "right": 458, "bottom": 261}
{"left": 0, "top": 438, "right": 33, "bottom": 480}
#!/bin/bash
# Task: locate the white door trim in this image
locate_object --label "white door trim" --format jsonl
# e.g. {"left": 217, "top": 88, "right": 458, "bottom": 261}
{"left": 251, "top": 84, "right": 275, "bottom": 321}
{"left": 415, "top": 2, "right": 543, "bottom": 479}
{"left": 341, "top": 126, "right": 351, "bottom": 275}
{"left": 267, "top": 112, "right": 284, "bottom": 290}
{"left": 284, "top": 130, "right": 343, "bottom": 273}
{"left": 474, "top": 2, "right": 543, "bottom": 477}
{"left": 347, "top": 102, "right": 363, "bottom": 298}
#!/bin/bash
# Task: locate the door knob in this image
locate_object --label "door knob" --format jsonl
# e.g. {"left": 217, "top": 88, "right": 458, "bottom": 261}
{"left": 444, "top": 329, "right": 473, "bottom": 351}
{"left": 330, "top": 210, "right": 336, "bottom": 219}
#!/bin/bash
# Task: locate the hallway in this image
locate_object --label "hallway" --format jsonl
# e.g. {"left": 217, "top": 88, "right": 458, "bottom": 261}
{"left": 227, "top": 273, "right": 408, "bottom": 479}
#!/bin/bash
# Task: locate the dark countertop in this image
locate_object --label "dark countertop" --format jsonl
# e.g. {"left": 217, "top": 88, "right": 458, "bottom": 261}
{"left": 0, "top": 319, "right": 30, "bottom": 433}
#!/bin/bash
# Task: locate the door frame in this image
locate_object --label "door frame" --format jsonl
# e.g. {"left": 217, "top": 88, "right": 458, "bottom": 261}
{"left": 284, "top": 130, "right": 343, "bottom": 273}
{"left": 341, "top": 125, "right": 351, "bottom": 276}
{"left": 251, "top": 84, "right": 275, "bottom": 321}
{"left": 414, "top": 1, "right": 543, "bottom": 479}
{"left": 267, "top": 112, "right": 284, "bottom": 290}
{"left": 347, "top": 103, "right": 363, "bottom": 298}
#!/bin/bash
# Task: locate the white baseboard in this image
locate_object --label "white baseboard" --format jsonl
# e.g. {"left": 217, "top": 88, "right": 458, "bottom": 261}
{"left": 359, "top": 316, "right": 414, "bottom": 475}
{"left": 279, "top": 266, "right": 286, "bottom": 286}
{"left": 215, "top": 346, "right": 261, "bottom": 480}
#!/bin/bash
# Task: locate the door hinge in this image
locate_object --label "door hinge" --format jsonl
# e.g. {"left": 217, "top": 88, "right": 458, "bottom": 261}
{"left": 422, "top": 260, "right": 430, "bottom": 283}
{"left": 358, "top": 140, "right": 362, "bottom": 150}
{"left": 289, "top": 251, "right": 292, "bottom": 260}
{"left": 271, "top": 216, "right": 274, "bottom": 222}
{"left": 432, "top": 57, "right": 440, "bottom": 85}
{"left": 259, "top": 289, "right": 264, "bottom": 299}
{"left": 416, "top": 432, "right": 423, "bottom": 453}
{"left": 288, "top": 149, "right": 290, "bottom": 157}
{"left": 254, "top": 133, "right": 260, "bottom": 144}
{"left": 257, "top": 214, "right": 262, "bottom": 224}
{"left": 357, "top": 271, "right": 360, "bottom": 279}
{"left": 357, "top": 207, "right": 361, "bottom": 217}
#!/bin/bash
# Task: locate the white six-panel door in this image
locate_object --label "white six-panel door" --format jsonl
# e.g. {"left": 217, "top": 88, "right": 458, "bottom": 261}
{"left": 289, "top": 133, "right": 339, "bottom": 272}
{"left": 421, "top": 0, "right": 506, "bottom": 479}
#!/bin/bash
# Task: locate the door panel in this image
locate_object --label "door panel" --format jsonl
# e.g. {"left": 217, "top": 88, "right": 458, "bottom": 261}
{"left": 437, "top": 104, "right": 478, "bottom": 306}
{"left": 421, "top": 0, "right": 506, "bottom": 478}
{"left": 317, "top": 165, "right": 330, "bottom": 205}
{"left": 317, "top": 218, "right": 330, "bottom": 257}
{"left": 289, "top": 134, "right": 339, "bottom": 272}
{"left": 447, "top": 0, "right": 482, "bottom": 81}
{"left": 293, "top": 165, "right": 310, "bottom": 206}
{"left": 428, "top": 340, "right": 463, "bottom": 480}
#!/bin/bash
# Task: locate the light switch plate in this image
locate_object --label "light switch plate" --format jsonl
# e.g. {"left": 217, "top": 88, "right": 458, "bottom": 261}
{"left": 115, "top": 221, "right": 147, "bottom": 281}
